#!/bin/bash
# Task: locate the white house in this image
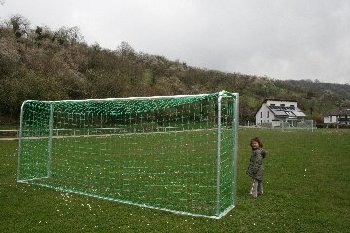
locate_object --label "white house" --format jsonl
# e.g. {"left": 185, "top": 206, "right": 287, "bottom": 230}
{"left": 324, "top": 109, "right": 350, "bottom": 125}
{"left": 255, "top": 99, "right": 306, "bottom": 127}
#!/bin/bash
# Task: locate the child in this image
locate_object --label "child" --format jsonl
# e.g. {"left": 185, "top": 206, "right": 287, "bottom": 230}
{"left": 246, "top": 137, "right": 266, "bottom": 198}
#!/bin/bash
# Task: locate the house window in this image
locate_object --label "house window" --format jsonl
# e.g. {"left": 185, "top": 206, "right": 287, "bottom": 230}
{"left": 267, "top": 111, "right": 270, "bottom": 118}
{"left": 281, "top": 104, "right": 285, "bottom": 107}
{"left": 261, "top": 112, "right": 262, "bottom": 118}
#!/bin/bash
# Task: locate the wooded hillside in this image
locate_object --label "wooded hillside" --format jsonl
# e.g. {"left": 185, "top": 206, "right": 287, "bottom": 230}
{"left": 1, "top": 16, "right": 349, "bottom": 124}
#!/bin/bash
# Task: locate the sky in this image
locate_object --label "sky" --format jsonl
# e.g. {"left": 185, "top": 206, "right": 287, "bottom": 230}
{"left": 1, "top": 0, "right": 350, "bottom": 84}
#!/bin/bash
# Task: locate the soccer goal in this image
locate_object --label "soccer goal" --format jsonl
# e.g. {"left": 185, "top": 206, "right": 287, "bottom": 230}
{"left": 17, "top": 90, "right": 239, "bottom": 219}
{"left": 281, "top": 120, "right": 314, "bottom": 132}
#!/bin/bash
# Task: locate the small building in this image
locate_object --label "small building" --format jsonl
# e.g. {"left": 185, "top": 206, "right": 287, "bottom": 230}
{"left": 323, "top": 108, "right": 350, "bottom": 125}
{"left": 255, "top": 99, "right": 306, "bottom": 127}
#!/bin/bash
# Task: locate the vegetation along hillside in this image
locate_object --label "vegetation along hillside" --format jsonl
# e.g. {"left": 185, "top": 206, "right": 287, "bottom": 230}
{"left": 1, "top": 15, "right": 350, "bottom": 124}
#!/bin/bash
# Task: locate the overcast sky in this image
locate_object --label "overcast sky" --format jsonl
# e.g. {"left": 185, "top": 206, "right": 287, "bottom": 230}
{"left": 1, "top": 0, "right": 349, "bottom": 84}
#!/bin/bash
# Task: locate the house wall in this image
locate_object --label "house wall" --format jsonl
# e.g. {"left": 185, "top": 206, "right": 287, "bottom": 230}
{"left": 324, "top": 116, "right": 337, "bottom": 124}
{"left": 255, "top": 103, "right": 276, "bottom": 125}
{"left": 338, "top": 115, "right": 350, "bottom": 124}
{"left": 324, "top": 115, "right": 350, "bottom": 124}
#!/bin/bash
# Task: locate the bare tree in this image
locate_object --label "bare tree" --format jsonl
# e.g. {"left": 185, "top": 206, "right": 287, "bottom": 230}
{"left": 6, "top": 15, "right": 30, "bottom": 39}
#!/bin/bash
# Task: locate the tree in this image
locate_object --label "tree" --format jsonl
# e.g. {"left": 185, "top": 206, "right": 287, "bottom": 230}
{"left": 0, "top": 27, "right": 20, "bottom": 75}
{"left": 117, "top": 41, "right": 135, "bottom": 56}
{"left": 143, "top": 68, "right": 155, "bottom": 86}
{"left": 53, "top": 26, "right": 83, "bottom": 46}
{"left": 7, "top": 15, "right": 30, "bottom": 39}
{"left": 115, "top": 41, "right": 138, "bottom": 63}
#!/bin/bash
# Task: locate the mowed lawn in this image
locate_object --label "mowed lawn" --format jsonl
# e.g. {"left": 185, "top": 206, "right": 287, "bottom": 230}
{"left": 0, "top": 128, "right": 349, "bottom": 232}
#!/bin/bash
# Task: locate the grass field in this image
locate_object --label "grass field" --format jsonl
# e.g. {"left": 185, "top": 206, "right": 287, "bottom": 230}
{"left": 18, "top": 128, "right": 234, "bottom": 218}
{"left": 1, "top": 128, "right": 349, "bottom": 232}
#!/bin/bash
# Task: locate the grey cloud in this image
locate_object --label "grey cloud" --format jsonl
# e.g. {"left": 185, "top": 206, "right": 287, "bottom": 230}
{"left": 1, "top": 0, "right": 349, "bottom": 83}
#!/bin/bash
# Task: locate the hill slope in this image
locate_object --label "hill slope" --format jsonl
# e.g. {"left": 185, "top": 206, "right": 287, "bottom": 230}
{"left": 1, "top": 16, "right": 349, "bottom": 124}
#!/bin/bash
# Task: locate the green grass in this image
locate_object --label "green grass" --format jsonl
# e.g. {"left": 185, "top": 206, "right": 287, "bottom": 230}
{"left": 1, "top": 128, "right": 350, "bottom": 232}
{"left": 0, "top": 124, "right": 18, "bottom": 130}
{"left": 18, "top": 129, "right": 232, "bottom": 218}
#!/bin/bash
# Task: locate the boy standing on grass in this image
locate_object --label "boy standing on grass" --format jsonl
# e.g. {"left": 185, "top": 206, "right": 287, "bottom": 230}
{"left": 247, "top": 137, "right": 267, "bottom": 198}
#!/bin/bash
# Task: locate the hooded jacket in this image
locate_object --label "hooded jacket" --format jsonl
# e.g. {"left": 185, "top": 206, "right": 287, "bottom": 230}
{"left": 246, "top": 148, "right": 266, "bottom": 180}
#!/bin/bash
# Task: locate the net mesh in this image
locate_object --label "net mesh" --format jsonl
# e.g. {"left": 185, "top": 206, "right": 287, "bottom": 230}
{"left": 281, "top": 120, "right": 314, "bottom": 131}
{"left": 18, "top": 90, "right": 239, "bottom": 219}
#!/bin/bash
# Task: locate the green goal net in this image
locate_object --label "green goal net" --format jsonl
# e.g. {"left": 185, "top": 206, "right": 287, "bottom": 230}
{"left": 17, "top": 90, "right": 239, "bottom": 219}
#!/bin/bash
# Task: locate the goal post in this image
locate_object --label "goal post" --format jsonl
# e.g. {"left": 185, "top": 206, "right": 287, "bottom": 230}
{"left": 17, "top": 90, "right": 239, "bottom": 219}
